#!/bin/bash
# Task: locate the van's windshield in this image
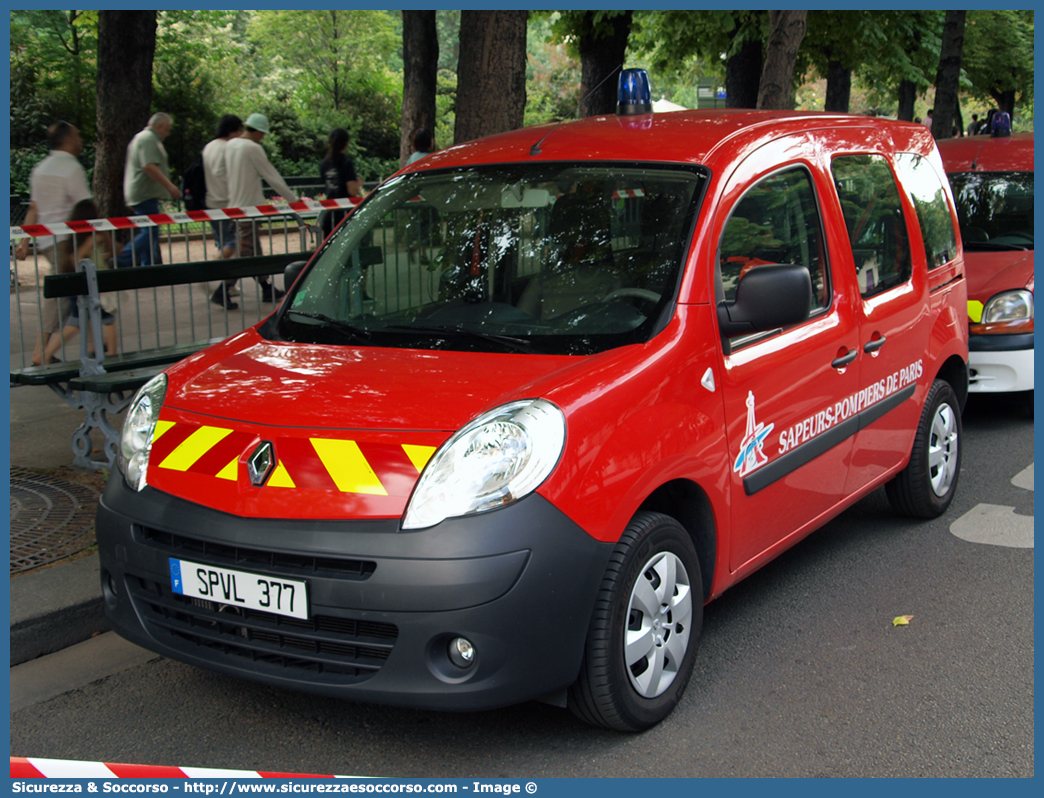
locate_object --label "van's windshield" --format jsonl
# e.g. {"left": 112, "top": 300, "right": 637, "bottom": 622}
{"left": 947, "top": 171, "right": 1034, "bottom": 252}
{"left": 272, "top": 163, "right": 706, "bottom": 355}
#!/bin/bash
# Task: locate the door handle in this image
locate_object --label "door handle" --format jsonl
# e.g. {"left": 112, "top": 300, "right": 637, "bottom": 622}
{"left": 832, "top": 348, "right": 858, "bottom": 369}
{"left": 864, "top": 335, "right": 887, "bottom": 354}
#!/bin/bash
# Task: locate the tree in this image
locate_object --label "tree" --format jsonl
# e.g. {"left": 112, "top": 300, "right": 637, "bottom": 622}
{"left": 400, "top": 11, "right": 439, "bottom": 166}
{"left": 93, "top": 11, "right": 157, "bottom": 218}
{"left": 248, "top": 10, "right": 399, "bottom": 115}
{"left": 963, "top": 10, "right": 1034, "bottom": 118}
{"left": 855, "top": 11, "right": 943, "bottom": 121}
{"left": 455, "top": 11, "right": 528, "bottom": 144}
{"left": 548, "top": 11, "right": 633, "bottom": 117}
{"left": 629, "top": 11, "right": 770, "bottom": 109}
{"left": 10, "top": 10, "right": 99, "bottom": 146}
{"left": 931, "top": 10, "right": 966, "bottom": 139}
{"left": 757, "top": 11, "right": 807, "bottom": 109}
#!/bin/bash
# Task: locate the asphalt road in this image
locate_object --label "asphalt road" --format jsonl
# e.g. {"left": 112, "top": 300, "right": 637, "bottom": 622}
{"left": 9, "top": 393, "right": 1033, "bottom": 778}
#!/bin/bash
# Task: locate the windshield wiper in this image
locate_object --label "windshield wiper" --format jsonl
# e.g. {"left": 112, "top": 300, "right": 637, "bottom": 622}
{"left": 285, "top": 310, "right": 373, "bottom": 342}
{"left": 384, "top": 323, "right": 535, "bottom": 353}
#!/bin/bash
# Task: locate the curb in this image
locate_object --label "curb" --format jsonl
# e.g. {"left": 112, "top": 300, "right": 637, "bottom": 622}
{"left": 10, "top": 554, "right": 109, "bottom": 666}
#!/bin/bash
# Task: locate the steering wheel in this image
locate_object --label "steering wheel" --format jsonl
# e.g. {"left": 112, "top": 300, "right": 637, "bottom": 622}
{"left": 602, "top": 288, "right": 662, "bottom": 304}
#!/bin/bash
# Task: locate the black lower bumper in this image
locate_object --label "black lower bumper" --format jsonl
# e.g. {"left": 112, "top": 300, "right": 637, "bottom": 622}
{"left": 96, "top": 475, "right": 614, "bottom": 712}
{"left": 969, "top": 332, "right": 1034, "bottom": 352}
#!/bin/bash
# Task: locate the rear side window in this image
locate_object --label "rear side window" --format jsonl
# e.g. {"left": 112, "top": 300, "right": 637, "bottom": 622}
{"left": 832, "top": 155, "right": 912, "bottom": 297}
{"left": 718, "top": 167, "right": 829, "bottom": 310}
{"left": 895, "top": 153, "right": 959, "bottom": 268}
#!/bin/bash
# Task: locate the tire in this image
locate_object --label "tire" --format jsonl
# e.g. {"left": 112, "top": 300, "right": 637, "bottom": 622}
{"left": 886, "top": 379, "right": 962, "bottom": 518}
{"left": 569, "top": 511, "right": 702, "bottom": 732}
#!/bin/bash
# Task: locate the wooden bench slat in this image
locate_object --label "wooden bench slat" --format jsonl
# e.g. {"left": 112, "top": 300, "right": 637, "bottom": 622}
{"left": 44, "top": 252, "right": 313, "bottom": 298}
{"left": 11, "top": 337, "right": 225, "bottom": 386}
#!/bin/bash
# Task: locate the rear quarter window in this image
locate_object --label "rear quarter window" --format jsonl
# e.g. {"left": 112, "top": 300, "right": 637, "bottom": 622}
{"left": 894, "top": 153, "right": 959, "bottom": 268}
{"left": 832, "top": 154, "right": 912, "bottom": 297}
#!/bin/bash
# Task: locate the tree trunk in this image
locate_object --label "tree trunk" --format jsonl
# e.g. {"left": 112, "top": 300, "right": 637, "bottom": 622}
{"left": 825, "top": 59, "right": 851, "bottom": 113}
{"left": 400, "top": 10, "right": 439, "bottom": 166}
{"left": 578, "top": 11, "right": 633, "bottom": 118}
{"left": 990, "top": 88, "right": 1016, "bottom": 118}
{"left": 725, "top": 37, "right": 762, "bottom": 109}
{"left": 897, "top": 79, "right": 917, "bottom": 122}
{"left": 94, "top": 11, "right": 157, "bottom": 218}
{"left": 931, "top": 10, "right": 966, "bottom": 140}
{"left": 757, "top": 10, "right": 807, "bottom": 110}
{"left": 454, "top": 11, "right": 528, "bottom": 145}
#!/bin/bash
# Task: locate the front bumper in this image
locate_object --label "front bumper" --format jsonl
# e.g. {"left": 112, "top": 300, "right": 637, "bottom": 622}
{"left": 96, "top": 475, "right": 614, "bottom": 712}
{"left": 968, "top": 333, "right": 1034, "bottom": 393}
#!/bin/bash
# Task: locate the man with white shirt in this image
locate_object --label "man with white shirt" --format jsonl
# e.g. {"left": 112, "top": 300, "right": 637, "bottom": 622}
{"left": 14, "top": 121, "right": 92, "bottom": 364}
{"left": 202, "top": 114, "right": 243, "bottom": 308}
{"left": 225, "top": 113, "right": 299, "bottom": 303}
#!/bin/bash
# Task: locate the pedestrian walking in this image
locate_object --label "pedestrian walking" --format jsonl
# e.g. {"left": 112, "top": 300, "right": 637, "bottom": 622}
{"left": 116, "top": 112, "right": 181, "bottom": 268}
{"left": 318, "top": 127, "right": 363, "bottom": 239}
{"left": 14, "top": 121, "right": 92, "bottom": 365}
{"left": 202, "top": 114, "right": 244, "bottom": 308}
{"left": 225, "top": 113, "right": 298, "bottom": 302}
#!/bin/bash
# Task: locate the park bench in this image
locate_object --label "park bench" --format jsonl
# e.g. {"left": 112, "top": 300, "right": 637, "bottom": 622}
{"left": 9, "top": 251, "right": 313, "bottom": 471}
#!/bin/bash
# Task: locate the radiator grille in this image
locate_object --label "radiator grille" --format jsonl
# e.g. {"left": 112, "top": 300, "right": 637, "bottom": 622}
{"left": 127, "top": 574, "right": 397, "bottom": 683}
{"left": 139, "top": 526, "right": 376, "bottom": 580}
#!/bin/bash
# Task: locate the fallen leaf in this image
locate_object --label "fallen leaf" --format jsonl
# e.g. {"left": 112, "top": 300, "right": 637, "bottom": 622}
{"left": 892, "top": 615, "right": 914, "bottom": 626}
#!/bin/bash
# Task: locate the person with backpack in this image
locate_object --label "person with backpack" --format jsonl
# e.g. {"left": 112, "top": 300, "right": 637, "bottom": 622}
{"left": 200, "top": 114, "right": 244, "bottom": 308}
{"left": 990, "top": 108, "right": 1012, "bottom": 138}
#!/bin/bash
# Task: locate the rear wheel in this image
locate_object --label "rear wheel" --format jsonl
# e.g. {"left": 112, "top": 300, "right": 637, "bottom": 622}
{"left": 886, "top": 379, "right": 962, "bottom": 518}
{"left": 569, "top": 511, "right": 702, "bottom": 731}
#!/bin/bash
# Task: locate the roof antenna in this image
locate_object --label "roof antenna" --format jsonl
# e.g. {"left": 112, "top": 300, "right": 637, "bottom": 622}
{"left": 530, "top": 64, "right": 624, "bottom": 156}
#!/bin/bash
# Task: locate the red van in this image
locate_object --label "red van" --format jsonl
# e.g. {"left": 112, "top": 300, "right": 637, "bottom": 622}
{"left": 97, "top": 80, "right": 969, "bottom": 731}
{"left": 937, "top": 133, "right": 1033, "bottom": 408}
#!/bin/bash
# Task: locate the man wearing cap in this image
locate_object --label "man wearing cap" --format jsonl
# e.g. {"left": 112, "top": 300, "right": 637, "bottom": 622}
{"left": 225, "top": 113, "right": 299, "bottom": 303}
{"left": 116, "top": 112, "right": 180, "bottom": 268}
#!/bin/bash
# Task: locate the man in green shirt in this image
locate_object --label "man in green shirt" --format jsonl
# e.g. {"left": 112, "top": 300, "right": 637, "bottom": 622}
{"left": 116, "top": 112, "right": 181, "bottom": 267}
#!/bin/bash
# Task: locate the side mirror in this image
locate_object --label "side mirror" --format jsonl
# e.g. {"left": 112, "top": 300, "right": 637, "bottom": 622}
{"left": 717, "top": 263, "right": 813, "bottom": 337}
{"left": 284, "top": 260, "right": 308, "bottom": 288}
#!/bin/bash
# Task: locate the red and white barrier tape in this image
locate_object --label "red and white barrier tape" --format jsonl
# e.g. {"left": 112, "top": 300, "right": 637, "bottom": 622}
{"left": 11, "top": 757, "right": 352, "bottom": 779}
{"left": 9, "top": 197, "right": 361, "bottom": 241}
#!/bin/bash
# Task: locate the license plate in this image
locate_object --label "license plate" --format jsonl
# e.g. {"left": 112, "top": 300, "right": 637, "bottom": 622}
{"left": 169, "top": 558, "right": 309, "bottom": 620}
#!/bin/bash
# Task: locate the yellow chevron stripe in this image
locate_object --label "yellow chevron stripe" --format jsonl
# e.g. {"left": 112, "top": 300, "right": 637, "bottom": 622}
{"left": 268, "top": 461, "right": 296, "bottom": 488}
{"left": 402, "top": 444, "right": 436, "bottom": 472}
{"left": 216, "top": 458, "right": 238, "bottom": 481}
{"left": 159, "top": 426, "right": 233, "bottom": 471}
{"left": 152, "top": 420, "right": 176, "bottom": 442}
{"left": 310, "top": 438, "right": 387, "bottom": 495}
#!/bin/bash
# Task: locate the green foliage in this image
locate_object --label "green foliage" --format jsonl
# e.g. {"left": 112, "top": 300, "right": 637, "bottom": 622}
{"left": 963, "top": 10, "right": 1034, "bottom": 111}
{"left": 524, "top": 15, "right": 581, "bottom": 125}
{"left": 9, "top": 10, "right": 98, "bottom": 145}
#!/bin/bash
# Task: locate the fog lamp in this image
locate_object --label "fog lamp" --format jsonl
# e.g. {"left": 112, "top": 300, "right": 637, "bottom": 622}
{"left": 449, "top": 637, "right": 475, "bottom": 669}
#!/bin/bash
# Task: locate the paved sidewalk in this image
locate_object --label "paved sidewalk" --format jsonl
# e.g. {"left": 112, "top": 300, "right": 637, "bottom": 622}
{"left": 9, "top": 381, "right": 120, "bottom": 665}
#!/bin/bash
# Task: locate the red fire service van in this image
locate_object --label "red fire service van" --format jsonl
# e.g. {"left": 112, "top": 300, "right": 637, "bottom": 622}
{"left": 937, "top": 132, "right": 1033, "bottom": 410}
{"left": 98, "top": 71, "right": 969, "bottom": 731}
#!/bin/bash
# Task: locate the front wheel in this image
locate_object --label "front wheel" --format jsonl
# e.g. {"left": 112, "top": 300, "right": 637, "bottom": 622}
{"left": 569, "top": 511, "right": 702, "bottom": 732}
{"left": 886, "top": 379, "right": 962, "bottom": 518}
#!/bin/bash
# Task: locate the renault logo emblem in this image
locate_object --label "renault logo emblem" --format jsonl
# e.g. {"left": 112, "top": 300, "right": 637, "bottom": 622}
{"left": 247, "top": 441, "right": 276, "bottom": 487}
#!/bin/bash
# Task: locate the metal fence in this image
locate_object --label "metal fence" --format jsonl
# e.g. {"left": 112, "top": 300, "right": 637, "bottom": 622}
{"left": 9, "top": 213, "right": 320, "bottom": 371}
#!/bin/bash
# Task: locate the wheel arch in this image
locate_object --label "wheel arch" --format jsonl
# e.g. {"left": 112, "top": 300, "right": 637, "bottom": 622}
{"left": 934, "top": 354, "right": 969, "bottom": 412}
{"left": 637, "top": 479, "right": 716, "bottom": 601}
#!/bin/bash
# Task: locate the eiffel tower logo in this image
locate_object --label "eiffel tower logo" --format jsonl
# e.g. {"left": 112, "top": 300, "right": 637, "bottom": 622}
{"left": 734, "top": 391, "right": 774, "bottom": 477}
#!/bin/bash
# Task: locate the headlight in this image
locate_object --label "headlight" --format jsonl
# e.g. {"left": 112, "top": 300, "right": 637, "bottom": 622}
{"left": 982, "top": 290, "right": 1033, "bottom": 324}
{"left": 402, "top": 399, "right": 566, "bottom": 530}
{"left": 118, "top": 373, "right": 168, "bottom": 492}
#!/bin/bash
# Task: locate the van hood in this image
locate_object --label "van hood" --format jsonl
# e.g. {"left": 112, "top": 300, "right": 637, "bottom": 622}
{"left": 964, "top": 249, "right": 1034, "bottom": 305}
{"left": 145, "top": 329, "right": 620, "bottom": 520}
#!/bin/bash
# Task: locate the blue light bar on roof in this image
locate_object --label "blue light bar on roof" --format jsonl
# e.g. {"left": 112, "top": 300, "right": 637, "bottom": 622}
{"left": 617, "top": 68, "right": 652, "bottom": 116}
